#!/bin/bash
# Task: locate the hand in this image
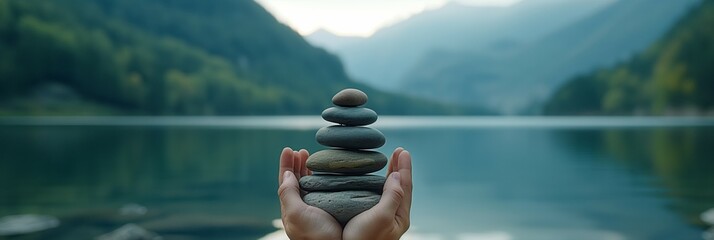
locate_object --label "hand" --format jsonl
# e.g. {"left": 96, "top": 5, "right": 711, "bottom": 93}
{"left": 278, "top": 147, "right": 342, "bottom": 240}
{"left": 343, "top": 147, "right": 413, "bottom": 240}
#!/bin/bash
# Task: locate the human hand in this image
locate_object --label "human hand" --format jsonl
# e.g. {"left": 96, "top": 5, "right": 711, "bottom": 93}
{"left": 278, "top": 147, "right": 343, "bottom": 240}
{"left": 343, "top": 147, "right": 413, "bottom": 240}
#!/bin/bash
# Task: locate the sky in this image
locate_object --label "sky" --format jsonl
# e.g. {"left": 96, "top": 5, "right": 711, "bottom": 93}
{"left": 255, "top": 0, "right": 521, "bottom": 37}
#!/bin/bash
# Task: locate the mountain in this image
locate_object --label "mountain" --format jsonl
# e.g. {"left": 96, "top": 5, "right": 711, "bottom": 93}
{"left": 305, "top": 29, "right": 364, "bottom": 54}
{"left": 320, "top": 0, "right": 616, "bottom": 90}
{"left": 543, "top": 0, "right": 714, "bottom": 115}
{"left": 400, "top": 0, "right": 701, "bottom": 114}
{"left": 0, "top": 0, "right": 478, "bottom": 115}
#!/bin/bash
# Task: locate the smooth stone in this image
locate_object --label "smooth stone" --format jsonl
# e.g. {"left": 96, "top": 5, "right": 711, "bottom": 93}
{"left": 316, "top": 126, "right": 385, "bottom": 149}
{"left": 96, "top": 223, "right": 161, "bottom": 240}
{"left": 703, "top": 208, "right": 714, "bottom": 225}
{"left": 303, "top": 191, "right": 380, "bottom": 225}
{"left": 306, "top": 149, "right": 387, "bottom": 174}
{"left": 119, "top": 203, "right": 147, "bottom": 216}
{"left": 332, "top": 88, "right": 368, "bottom": 107}
{"left": 300, "top": 174, "right": 386, "bottom": 192}
{"left": 0, "top": 214, "right": 59, "bottom": 236}
{"left": 322, "top": 107, "right": 377, "bottom": 126}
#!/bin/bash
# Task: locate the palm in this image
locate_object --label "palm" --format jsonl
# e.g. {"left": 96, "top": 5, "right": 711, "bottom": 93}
{"left": 343, "top": 208, "right": 402, "bottom": 239}
{"left": 278, "top": 148, "right": 342, "bottom": 239}
{"left": 343, "top": 148, "right": 413, "bottom": 240}
{"left": 278, "top": 147, "right": 412, "bottom": 240}
{"left": 292, "top": 205, "right": 342, "bottom": 235}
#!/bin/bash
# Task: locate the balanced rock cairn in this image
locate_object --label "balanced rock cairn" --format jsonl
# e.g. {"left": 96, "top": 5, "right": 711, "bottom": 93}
{"left": 300, "top": 88, "right": 387, "bottom": 225}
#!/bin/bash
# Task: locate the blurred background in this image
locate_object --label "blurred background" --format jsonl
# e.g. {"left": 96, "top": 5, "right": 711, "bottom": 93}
{"left": 0, "top": 0, "right": 713, "bottom": 239}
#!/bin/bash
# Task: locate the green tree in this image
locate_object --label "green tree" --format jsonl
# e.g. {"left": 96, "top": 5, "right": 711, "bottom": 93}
{"left": 545, "top": 0, "right": 714, "bottom": 115}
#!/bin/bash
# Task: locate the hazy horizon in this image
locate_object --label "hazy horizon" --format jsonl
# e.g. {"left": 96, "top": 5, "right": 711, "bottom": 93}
{"left": 256, "top": 0, "right": 527, "bottom": 37}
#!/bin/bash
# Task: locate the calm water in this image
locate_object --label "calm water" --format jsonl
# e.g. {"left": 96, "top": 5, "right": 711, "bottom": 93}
{"left": 0, "top": 117, "right": 713, "bottom": 240}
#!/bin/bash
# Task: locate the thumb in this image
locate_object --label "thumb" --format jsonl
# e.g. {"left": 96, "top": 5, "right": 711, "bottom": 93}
{"left": 278, "top": 171, "right": 305, "bottom": 210}
{"left": 374, "top": 172, "right": 404, "bottom": 215}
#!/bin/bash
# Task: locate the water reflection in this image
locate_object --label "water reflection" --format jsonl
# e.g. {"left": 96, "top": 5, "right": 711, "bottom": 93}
{"left": 385, "top": 128, "right": 705, "bottom": 240}
{"left": 554, "top": 128, "right": 714, "bottom": 227}
{"left": 0, "top": 126, "right": 321, "bottom": 239}
{"left": 0, "top": 117, "right": 712, "bottom": 239}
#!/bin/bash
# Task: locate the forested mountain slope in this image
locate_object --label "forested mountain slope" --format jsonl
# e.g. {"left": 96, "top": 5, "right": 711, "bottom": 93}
{"left": 0, "top": 0, "right": 474, "bottom": 115}
{"left": 544, "top": 0, "right": 714, "bottom": 115}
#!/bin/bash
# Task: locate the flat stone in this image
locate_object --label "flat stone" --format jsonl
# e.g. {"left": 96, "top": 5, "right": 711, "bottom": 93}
{"left": 322, "top": 107, "right": 377, "bottom": 126}
{"left": 0, "top": 214, "right": 59, "bottom": 236}
{"left": 119, "top": 203, "right": 147, "bottom": 216}
{"left": 300, "top": 174, "right": 386, "bottom": 192}
{"left": 332, "top": 88, "right": 368, "bottom": 107}
{"left": 316, "top": 126, "right": 385, "bottom": 149}
{"left": 96, "top": 223, "right": 161, "bottom": 240}
{"left": 306, "top": 149, "right": 387, "bottom": 174}
{"left": 303, "top": 191, "right": 380, "bottom": 225}
{"left": 703, "top": 208, "right": 714, "bottom": 225}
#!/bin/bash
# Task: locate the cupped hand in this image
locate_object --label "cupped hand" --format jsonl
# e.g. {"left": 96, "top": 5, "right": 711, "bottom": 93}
{"left": 278, "top": 147, "right": 342, "bottom": 240}
{"left": 343, "top": 147, "right": 413, "bottom": 240}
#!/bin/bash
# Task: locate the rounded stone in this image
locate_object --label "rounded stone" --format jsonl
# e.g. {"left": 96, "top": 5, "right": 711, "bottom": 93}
{"left": 306, "top": 149, "right": 387, "bottom": 174}
{"left": 0, "top": 215, "right": 59, "bottom": 236}
{"left": 332, "top": 88, "right": 368, "bottom": 107}
{"left": 322, "top": 107, "right": 378, "bottom": 126}
{"left": 316, "top": 126, "right": 385, "bottom": 149}
{"left": 300, "top": 174, "right": 386, "bottom": 192}
{"left": 303, "top": 191, "right": 380, "bottom": 225}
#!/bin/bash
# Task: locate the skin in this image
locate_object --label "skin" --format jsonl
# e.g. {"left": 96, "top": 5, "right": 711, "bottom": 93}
{"left": 278, "top": 147, "right": 413, "bottom": 240}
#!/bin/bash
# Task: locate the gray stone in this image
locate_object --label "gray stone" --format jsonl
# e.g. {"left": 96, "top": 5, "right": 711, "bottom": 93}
{"left": 306, "top": 149, "right": 387, "bottom": 174}
{"left": 0, "top": 214, "right": 59, "bottom": 236}
{"left": 300, "top": 174, "right": 386, "bottom": 192}
{"left": 96, "top": 224, "right": 162, "bottom": 240}
{"left": 316, "top": 126, "right": 385, "bottom": 149}
{"left": 322, "top": 107, "right": 377, "bottom": 126}
{"left": 303, "top": 191, "right": 380, "bottom": 225}
{"left": 703, "top": 208, "right": 714, "bottom": 225}
{"left": 119, "top": 203, "right": 147, "bottom": 217}
{"left": 332, "top": 88, "right": 368, "bottom": 107}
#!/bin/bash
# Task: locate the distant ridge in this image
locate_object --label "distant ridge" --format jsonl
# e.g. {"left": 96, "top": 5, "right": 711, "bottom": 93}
{"left": 544, "top": 0, "right": 714, "bottom": 115}
{"left": 399, "top": 0, "right": 701, "bottom": 114}
{"left": 305, "top": 29, "right": 365, "bottom": 53}
{"left": 0, "top": 0, "right": 481, "bottom": 115}
{"left": 317, "top": 0, "right": 615, "bottom": 90}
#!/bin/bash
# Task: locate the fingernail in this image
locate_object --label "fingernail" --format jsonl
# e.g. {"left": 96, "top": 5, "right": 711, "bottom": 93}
{"left": 284, "top": 171, "right": 293, "bottom": 180}
{"left": 391, "top": 172, "right": 401, "bottom": 182}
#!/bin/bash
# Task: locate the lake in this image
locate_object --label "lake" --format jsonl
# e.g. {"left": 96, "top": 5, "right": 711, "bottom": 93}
{"left": 1, "top": 116, "right": 713, "bottom": 240}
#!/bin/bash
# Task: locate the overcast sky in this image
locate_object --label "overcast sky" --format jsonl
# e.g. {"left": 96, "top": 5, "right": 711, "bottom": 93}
{"left": 255, "top": 0, "right": 522, "bottom": 37}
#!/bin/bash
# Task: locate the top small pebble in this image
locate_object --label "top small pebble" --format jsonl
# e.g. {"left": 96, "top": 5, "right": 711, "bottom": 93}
{"left": 332, "top": 88, "right": 368, "bottom": 107}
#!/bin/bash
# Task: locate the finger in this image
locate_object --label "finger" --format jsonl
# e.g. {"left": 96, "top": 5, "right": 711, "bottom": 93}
{"left": 293, "top": 151, "right": 302, "bottom": 179}
{"left": 397, "top": 151, "right": 413, "bottom": 216}
{"left": 279, "top": 147, "right": 294, "bottom": 185}
{"left": 278, "top": 171, "right": 307, "bottom": 210}
{"left": 388, "top": 147, "right": 404, "bottom": 174}
{"left": 299, "top": 149, "right": 310, "bottom": 177}
{"left": 373, "top": 172, "right": 403, "bottom": 215}
{"left": 388, "top": 147, "right": 404, "bottom": 175}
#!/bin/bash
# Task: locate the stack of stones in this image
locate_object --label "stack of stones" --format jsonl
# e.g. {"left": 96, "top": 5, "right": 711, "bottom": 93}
{"left": 300, "top": 88, "right": 388, "bottom": 225}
